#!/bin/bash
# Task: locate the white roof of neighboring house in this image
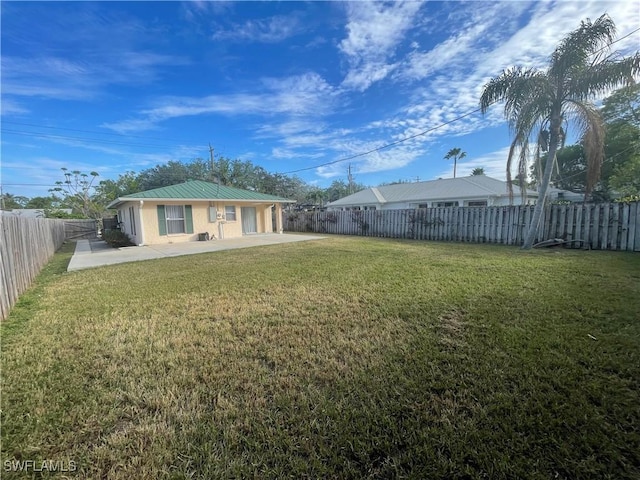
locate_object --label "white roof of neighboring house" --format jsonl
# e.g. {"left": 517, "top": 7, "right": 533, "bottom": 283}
{"left": 327, "top": 176, "right": 538, "bottom": 207}
{"left": 0, "top": 208, "right": 73, "bottom": 217}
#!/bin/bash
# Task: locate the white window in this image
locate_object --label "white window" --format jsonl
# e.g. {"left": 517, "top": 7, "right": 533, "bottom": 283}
{"left": 436, "top": 201, "right": 457, "bottom": 207}
{"left": 418, "top": 203, "right": 428, "bottom": 209}
{"left": 128, "top": 206, "right": 136, "bottom": 235}
{"left": 166, "top": 205, "right": 186, "bottom": 234}
{"left": 467, "top": 201, "right": 487, "bottom": 207}
{"left": 225, "top": 205, "right": 237, "bottom": 221}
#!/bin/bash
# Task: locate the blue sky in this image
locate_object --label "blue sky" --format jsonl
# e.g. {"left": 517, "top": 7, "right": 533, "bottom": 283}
{"left": 2, "top": 0, "right": 638, "bottom": 198}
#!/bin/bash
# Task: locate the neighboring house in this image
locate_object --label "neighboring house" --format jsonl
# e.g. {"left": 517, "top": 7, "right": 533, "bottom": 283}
{"left": 0, "top": 208, "right": 72, "bottom": 217}
{"left": 106, "top": 180, "right": 295, "bottom": 246}
{"left": 326, "top": 176, "right": 539, "bottom": 211}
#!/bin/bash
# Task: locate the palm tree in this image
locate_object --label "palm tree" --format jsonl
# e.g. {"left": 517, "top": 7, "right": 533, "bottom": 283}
{"left": 480, "top": 14, "right": 639, "bottom": 249}
{"left": 444, "top": 148, "right": 466, "bottom": 178}
{"left": 471, "top": 167, "right": 485, "bottom": 176}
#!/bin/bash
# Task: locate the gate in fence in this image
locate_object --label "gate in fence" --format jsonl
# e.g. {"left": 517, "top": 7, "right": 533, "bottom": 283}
{"left": 64, "top": 219, "right": 98, "bottom": 240}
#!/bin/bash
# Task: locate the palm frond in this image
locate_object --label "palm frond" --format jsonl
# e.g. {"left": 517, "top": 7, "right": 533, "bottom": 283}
{"left": 565, "top": 101, "right": 606, "bottom": 195}
{"left": 480, "top": 67, "right": 546, "bottom": 115}
{"left": 550, "top": 14, "right": 616, "bottom": 80}
{"left": 568, "top": 53, "right": 640, "bottom": 101}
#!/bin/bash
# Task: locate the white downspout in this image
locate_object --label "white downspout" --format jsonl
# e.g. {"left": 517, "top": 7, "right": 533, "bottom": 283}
{"left": 138, "top": 200, "right": 145, "bottom": 246}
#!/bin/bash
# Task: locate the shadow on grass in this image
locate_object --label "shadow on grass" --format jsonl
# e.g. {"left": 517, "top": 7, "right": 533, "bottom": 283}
{"left": 1, "top": 241, "right": 76, "bottom": 339}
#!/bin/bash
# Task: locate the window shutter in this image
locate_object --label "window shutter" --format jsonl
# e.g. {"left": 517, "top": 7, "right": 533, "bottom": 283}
{"left": 157, "top": 205, "right": 167, "bottom": 236}
{"left": 185, "top": 205, "right": 194, "bottom": 234}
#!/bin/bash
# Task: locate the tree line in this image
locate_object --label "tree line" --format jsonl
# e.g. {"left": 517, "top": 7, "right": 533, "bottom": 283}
{"left": 1, "top": 157, "right": 368, "bottom": 219}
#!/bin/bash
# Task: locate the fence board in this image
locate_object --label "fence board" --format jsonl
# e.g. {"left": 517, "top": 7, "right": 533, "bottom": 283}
{"left": 629, "top": 202, "right": 638, "bottom": 251}
{"left": 601, "top": 205, "right": 610, "bottom": 249}
{"left": 621, "top": 204, "right": 629, "bottom": 251}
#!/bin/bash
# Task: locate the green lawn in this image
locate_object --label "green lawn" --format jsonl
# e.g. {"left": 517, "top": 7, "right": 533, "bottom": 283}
{"left": 2, "top": 237, "right": 639, "bottom": 479}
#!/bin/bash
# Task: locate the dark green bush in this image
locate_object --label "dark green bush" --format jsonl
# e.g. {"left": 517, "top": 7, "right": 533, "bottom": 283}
{"left": 101, "top": 229, "right": 134, "bottom": 247}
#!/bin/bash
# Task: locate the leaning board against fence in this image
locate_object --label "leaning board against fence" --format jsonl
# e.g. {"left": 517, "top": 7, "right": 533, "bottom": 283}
{"left": 0, "top": 215, "right": 66, "bottom": 321}
{"left": 284, "top": 202, "right": 640, "bottom": 251}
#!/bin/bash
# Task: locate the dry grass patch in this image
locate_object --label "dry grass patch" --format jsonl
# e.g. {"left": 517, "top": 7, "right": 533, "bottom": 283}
{"left": 2, "top": 237, "right": 639, "bottom": 479}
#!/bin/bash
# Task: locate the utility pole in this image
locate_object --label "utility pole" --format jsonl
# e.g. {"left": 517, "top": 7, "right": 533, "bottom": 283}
{"left": 208, "top": 143, "right": 217, "bottom": 184}
{"left": 347, "top": 164, "right": 355, "bottom": 194}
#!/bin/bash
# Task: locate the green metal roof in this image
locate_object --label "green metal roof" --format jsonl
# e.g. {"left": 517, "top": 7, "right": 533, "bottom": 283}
{"left": 107, "top": 180, "right": 295, "bottom": 208}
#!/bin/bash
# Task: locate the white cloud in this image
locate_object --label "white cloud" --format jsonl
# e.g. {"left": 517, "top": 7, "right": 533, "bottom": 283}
{"left": 342, "top": 62, "right": 397, "bottom": 92}
{"left": 338, "top": 1, "right": 424, "bottom": 91}
{"left": 2, "top": 51, "right": 186, "bottom": 102}
{"left": 104, "top": 72, "right": 339, "bottom": 133}
{"left": 212, "top": 13, "right": 304, "bottom": 43}
{"left": 271, "top": 147, "right": 325, "bottom": 160}
{"left": 0, "top": 99, "right": 29, "bottom": 116}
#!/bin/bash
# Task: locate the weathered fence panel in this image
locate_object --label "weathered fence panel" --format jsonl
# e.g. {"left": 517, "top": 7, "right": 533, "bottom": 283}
{"left": 0, "top": 215, "right": 66, "bottom": 321}
{"left": 64, "top": 219, "right": 98, "bottom": 240}
{"left": 284, "top": 202, "right": 640, "bottom": 252}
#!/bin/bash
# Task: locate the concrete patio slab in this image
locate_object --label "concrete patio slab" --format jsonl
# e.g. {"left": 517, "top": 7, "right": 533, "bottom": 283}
{"left": 67, "top": 234, "right": 325, "bottom": 271}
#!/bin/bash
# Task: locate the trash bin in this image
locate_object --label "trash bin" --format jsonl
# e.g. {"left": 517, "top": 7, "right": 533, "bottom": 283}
{"left": 198, "top": 232, "right": 209, "bottom": 241}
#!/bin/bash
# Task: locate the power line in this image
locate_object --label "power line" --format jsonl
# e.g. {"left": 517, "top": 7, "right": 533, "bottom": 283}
{"left": 0, "top": 183, "right": 61, "bottom": 187}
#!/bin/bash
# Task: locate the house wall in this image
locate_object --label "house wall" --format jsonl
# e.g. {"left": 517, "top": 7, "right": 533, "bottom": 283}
{"left": 118, "top": 200, "right": 275, "bottom": 245}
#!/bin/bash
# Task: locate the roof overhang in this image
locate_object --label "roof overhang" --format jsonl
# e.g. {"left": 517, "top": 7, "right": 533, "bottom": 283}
{"left": 107, "top": 196, "right": 296, "bottom": 209}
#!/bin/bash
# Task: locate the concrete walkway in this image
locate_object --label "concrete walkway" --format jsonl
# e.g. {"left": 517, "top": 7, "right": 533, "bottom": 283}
{"left": 67, "top": 234, "right": 325, "bottom": 271}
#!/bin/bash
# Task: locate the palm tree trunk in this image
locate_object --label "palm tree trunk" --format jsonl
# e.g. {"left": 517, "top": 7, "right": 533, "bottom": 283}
{"left": 521, "top": 116, "right": 561, "bottom": 250}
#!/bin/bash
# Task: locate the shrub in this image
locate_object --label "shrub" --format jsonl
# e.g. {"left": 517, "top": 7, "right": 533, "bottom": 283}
{"left": 101, "top": 229, "right": 134, "bottom": 247}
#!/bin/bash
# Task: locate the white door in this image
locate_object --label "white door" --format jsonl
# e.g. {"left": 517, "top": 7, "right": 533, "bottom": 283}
{"left": 241, "top": 207, "right": 257, "bottom": 234}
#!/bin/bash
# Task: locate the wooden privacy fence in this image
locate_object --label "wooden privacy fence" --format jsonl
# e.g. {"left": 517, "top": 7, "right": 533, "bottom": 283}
{"left": 0, "top": 216, "right": 66, "bottom": 321}
{"left": 284, "top": 202, "right": 640, "bottom": 252}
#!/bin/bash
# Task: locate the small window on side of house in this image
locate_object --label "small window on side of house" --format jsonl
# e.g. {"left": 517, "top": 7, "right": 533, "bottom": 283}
{"left": 418, "top": 203, "right": 428, "bottom": 209}
{"left": 225, "top": 205, "right": 237, "bottom": 221}
{"left": 467, "top": 201, "right": 487, "bottom": 207}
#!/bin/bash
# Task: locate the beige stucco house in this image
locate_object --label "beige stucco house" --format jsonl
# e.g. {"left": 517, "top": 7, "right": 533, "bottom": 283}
{"left": 106, "top": 180, "right": 295, "bottom": 246}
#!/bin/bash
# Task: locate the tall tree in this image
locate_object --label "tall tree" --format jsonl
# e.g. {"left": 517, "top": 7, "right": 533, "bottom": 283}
{"left": 25, "top": 195, "right": 61, "bottom": 210}
{"left": 49, "top": 168, "right": 101, "bottom": 219}
{"left": 95, "top": 171, "right": 140, "bottom": 205}
{"left": 444, "top": 148, "right": 466, "bottom": 178}
{"left": 601, "top": 84, "right": 640, "bottom": 196}
{"left": 480, "top": 14, "right": 640, "bottom": 249}
{"left": 0, "top": 192, "right": 28, "bottom": 209}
